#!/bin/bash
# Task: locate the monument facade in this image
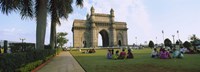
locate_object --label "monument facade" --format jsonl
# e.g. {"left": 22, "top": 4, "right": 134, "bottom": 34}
{"left": 72, "top": 7, "right": 128, "bottom": 48}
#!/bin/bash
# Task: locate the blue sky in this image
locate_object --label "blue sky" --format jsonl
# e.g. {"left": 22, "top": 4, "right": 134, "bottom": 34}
{"left": 0, "top": 0, "right": 200, "bottom": 46}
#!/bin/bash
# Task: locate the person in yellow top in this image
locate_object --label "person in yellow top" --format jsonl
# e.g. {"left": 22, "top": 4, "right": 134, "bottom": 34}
{"left": 112, "top": 50, "right": 119, "bottom": 60}
{"left": 0, "top": 45, "right": 1, "bottom": 54}
{"left": 0, "top": 45, "right": 4, "bottom": 53}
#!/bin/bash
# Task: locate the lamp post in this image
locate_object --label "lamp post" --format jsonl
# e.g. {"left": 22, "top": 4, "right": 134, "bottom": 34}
{"left": 162, "top": 30, "right": 164, "bottom": 42}
{"left": 177, "top": 30, "right": 179, "bottom": 40}
{"left": 20, "top": 38, "right": 25, "bottom": 51}
{"left": 135, "top": 37, "right": 137, "bottom": 45}
{"left": 156, "top": 37, "right": 157, "bottom": 44}
{"left": 20, "top": 38, "right": 26, "bottom": 43}
{"left": 162, "top": 30, "right": 165, "bottom": 47}
{"left": 172, "top": 35, "right": 175, "bottom": 44}
{"left": 70, "top": 42, "right": 72, "bottom": 47}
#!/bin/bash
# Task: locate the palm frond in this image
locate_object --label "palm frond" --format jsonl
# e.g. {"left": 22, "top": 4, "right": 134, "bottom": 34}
{"left": 0, "top": 0, "right": 19, "bottom": 15}
{"left": 50, "top": 0, "right": 60, "bottom": 25}
{"left": 20, "top": 0, "right": 33, "bottom": 19}
{"left": 76, "top": 0, "right": 83, "bottom": 7}
{"left": 57, "top": 0, "right": 73, "bottom": 19}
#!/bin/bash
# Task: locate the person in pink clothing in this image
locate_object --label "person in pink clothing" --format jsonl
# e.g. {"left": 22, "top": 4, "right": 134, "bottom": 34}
{"left": 159, "top": 49, "right": 171, "bottom": 59}
{"left": 118, "top": 49, "right": 126, "bottom": 59}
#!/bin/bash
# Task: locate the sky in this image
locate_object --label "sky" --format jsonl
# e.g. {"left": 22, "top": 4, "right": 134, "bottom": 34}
{"left": 0, "top": 0, "right": 200, "bottom": 46}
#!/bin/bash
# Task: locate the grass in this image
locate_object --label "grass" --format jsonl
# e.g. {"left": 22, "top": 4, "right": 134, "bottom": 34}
{"left": 70, "top": 48, "right": 200, "bottom": 72}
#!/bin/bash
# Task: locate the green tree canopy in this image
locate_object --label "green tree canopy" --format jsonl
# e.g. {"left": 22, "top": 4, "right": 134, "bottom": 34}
{"left": 56, "top": 32, "right": 68, "bottom": 48}
{"left": 148, "top": 40, "right": 154, "bottom": 48}
{"left": 183, "top": 41, "right": 191, "bottom": 49}
{"left": 164, "top": 38, "right": 172, "bottom": 48}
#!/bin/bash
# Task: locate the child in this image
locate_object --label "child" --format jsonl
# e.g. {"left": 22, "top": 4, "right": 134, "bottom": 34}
{"left": 127, "top": 49, "right": 133, "bottom": 59}
{"left": 173, "top": 48, "right": 184, "bottom": 58}
{"left": 107, "top": 49, "right": 112, "bottom": 59}
{"left": 151, "top": 48, "right": 158, "bottom": 58}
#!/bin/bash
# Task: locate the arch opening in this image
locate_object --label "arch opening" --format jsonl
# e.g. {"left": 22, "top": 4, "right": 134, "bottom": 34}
{"left": 98, "top": 30, "right": 109, "bottom": 47}
{"left": 117, "top": 33, "right": 123, "bottom": 46}
{"left": 118, "top": 40, "right": 121, "bottom": 46}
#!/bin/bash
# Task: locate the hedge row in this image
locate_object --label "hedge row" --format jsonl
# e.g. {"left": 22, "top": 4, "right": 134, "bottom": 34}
{"left": 0, "top": 49, "right": 56, "bottom": 72}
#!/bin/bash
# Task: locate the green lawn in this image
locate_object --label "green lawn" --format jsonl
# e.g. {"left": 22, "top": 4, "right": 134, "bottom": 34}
{"left": 70, "top": 48, "right": 200, "bottom": 72}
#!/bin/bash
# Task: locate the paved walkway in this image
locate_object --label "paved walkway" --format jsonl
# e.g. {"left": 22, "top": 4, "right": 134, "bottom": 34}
{"left": 37, "top": 51, "right": 85, "bottom": 72}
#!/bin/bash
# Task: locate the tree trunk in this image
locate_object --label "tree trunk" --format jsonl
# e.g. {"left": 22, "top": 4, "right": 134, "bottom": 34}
{"left": 36, "top": 0, "right": 47, "bottom": 49}
{"left": 50, "top": 22, "right": 56, "bottom": 49}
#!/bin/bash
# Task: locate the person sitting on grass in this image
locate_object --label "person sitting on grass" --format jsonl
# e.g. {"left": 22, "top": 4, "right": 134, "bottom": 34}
{"left": 127, "top": 49, "right": 134, "bottom": 59}
{"left": 151, "top": 48, "right": 159, "bottom": 58}
{"left": 112, "top": 50, "right": 119, "bottom": 60}
{"left": 0, "top": 45, "right": 1, "bottom": 54}
{"left": 107, "top": 49, "right": 112, "bottom": 59}
{"left": 159, "top": 49, "right": 171, "bottom": 59}
{"left": 82, "top": 49, "right": 89, "bottom": 54}
{"left": 172, "top": 48, "right": 184, "bottom": 58}
{"left": 111, "top": 49, "right": 114, "bottom": 55}
{"left": 118, "top": 49, "right": 126, "bottom": 59}
{"left": 91, "top": 48, "right": 96, "bottom": 53}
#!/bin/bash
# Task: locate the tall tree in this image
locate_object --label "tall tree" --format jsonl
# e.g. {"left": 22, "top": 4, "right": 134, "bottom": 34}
{"left": 183, "top": 41, "right": 192, "bottom": 51}
{"left": 0, "top": 0, "right": 83, "bottom": 49}
{"left": 190, "top": 34, "right": 200, "bottom": 51}
{"left": 35, "top": 0, "right": 48, "bottom": 49}
{"left": 148, "top": 40, "right": 154, "bottom": 48}
{"left": 56, "top": 32, "right": 68, "bottom": 48}
{"left": 49, "top": 0, "right": 83, "bottom": 49}
{"left": 0, "top": 0, "right": 47, "bottom": 49}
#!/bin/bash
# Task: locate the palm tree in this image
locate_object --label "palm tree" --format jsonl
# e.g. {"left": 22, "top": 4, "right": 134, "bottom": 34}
{"left": 49, "top": 0, "right": 83, "bottom": 49}
{"left": 35, "top": 0, "right": 48, "bottom": 49}
{"left": 0, "top": 0, "right": 83, "bottom": 49}
{"left": 0, "top": 0, "right": 48, "bottom": 49}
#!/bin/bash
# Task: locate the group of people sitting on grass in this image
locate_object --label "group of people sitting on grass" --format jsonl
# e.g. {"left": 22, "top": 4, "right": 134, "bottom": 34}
{"left": 82, "top": 49, "right": 96, "bottom": 54}
{"left": 151, "top": 47, "right": 184, "bottom": 59}
{"left": 107, "top": 48, "right": 133, "bottom": 60}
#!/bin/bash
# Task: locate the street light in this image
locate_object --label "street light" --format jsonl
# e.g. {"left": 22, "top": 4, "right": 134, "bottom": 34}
{"left": 20, "top": 38, "right": 26, "bottom": 43}
{"left": 177, "top": 30, "right": 179, "bottom": 40}
{"left": 156, "top": 37, "right": 157, "bottom": 44}
{"left": 135, "top": 37, "right": 137, "bottom": 45}
{"left": 19, "top": 38, "right": 25, "bottom": 51}
{"left": 172, "top": 35, "right": 175, "bottom": 44}
{"left": 162, "top": 30, "right": 164, "bottom": 43}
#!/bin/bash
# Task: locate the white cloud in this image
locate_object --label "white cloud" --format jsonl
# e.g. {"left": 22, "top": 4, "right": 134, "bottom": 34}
{"left": 1, "top": 28, "right": 22, "bottom": 35}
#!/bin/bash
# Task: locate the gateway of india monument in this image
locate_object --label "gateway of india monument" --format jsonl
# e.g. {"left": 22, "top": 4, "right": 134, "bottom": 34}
{"left": 72, "top": 7, "right": 128, "bottom": 48}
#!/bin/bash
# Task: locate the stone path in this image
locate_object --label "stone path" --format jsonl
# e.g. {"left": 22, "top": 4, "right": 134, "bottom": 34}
{"left": 37, "top": 51, "right": 85, "bottom": 72}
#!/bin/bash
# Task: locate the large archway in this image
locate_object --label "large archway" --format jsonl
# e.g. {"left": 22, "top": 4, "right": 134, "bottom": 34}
{"left": 72, "top": 7, "right": 128, "bottom": 48}
{"left": 99, "top": 30, "right": 109, "bottom": 47}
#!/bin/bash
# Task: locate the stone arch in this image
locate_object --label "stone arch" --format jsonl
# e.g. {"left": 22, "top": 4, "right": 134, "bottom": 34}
{"left": 72, "top": 7, "right": 128, "bottom": 48}
{"left": 98, "top": 29, "right": 109, "bottom": 47}
{"left": 117, "top": 32, "right": 123, "bottom": 46}
{"left": 118, "top": 40, "right": 122, "bottom": 46}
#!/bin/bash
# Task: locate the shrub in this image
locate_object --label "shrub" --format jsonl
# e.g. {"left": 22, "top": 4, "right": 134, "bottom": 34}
{"left": 0, "top": 49, "right": 56, "bottom": 72}
{"left": 16, "top": 60, "right": 43, "bottom": 72}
